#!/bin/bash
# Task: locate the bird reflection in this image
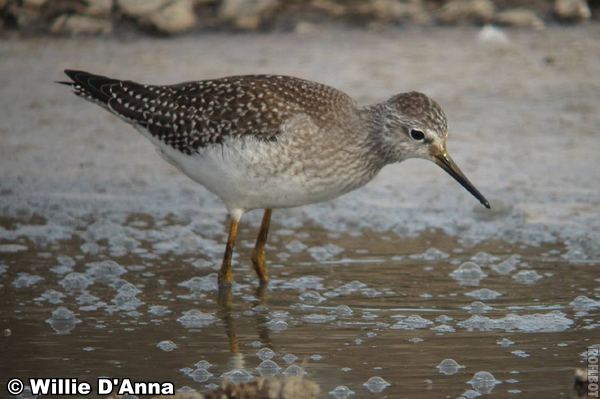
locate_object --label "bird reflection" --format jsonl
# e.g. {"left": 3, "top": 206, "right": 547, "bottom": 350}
{"left": 217, "top": 283, "right": 273, "bottom": 369}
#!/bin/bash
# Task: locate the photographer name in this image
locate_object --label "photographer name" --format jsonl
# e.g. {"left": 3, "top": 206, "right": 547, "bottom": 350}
{"left": 13, "top": 377, "right": 174, "bottom": 396}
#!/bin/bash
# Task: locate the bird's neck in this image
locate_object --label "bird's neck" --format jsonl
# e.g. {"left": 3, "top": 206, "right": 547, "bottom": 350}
{"left": 359, "top": 102, "right": 400, "bottom": 166}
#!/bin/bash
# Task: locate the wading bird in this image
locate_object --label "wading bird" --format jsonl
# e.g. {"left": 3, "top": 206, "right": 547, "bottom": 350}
{"left": 61, "top": 70, "right": 489, "bottom": 287}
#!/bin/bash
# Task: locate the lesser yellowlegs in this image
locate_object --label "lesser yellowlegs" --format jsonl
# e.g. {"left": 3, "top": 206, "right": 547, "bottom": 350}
{"left": 61, "top": 70, "right": 490, "bottom": 286}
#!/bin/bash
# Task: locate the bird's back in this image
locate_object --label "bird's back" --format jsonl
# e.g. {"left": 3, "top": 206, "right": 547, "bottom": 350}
{"left": 62, "top": 70, "right": 357, "bottom": 155}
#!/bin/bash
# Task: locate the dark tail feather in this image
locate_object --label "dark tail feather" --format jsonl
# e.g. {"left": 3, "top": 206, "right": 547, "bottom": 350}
{"left": 61, "top": 70, "right": 121, "bottom": 104}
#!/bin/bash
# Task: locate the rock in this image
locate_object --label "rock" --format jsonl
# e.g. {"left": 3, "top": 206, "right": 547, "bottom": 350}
{"left": 6, "top": 1, "right": 45, "bottom": 29}
{"left": 83, "top": 0, "right": 113, "bottom": 17}
{"left": 357, "top": 0, "right": 430, "bottom": 24}
{"left": 147, "top": 0, "right": 197, "bottom": 34}
{"left": 23, "top": 0, "right": 48, "bottom": 9}
{"left": 51, "top": 14, "right": 113, "bottom": 35}
{"left": 495, "top": 9, "right": 544, "bottom": 29}
{"left": 117, "top": 0, "right": 197, "bottom": 34}
{"left": 310, "top": 0, "right": 346, "bottom": 18}
{"left": 554, "top": 0, "right": 591, "bottom": 22}
{"left": 219, "top": 0, "right": 280, "bottom": 30}
{"left": 117, "top": 0, "right": 168, "bottom": 17}
{"left": 437, "top": 0, "right": 495, "bottom": 24}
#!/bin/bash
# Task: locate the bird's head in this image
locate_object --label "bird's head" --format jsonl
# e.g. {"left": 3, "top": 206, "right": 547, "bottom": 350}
{"left": 378, "top": 91, "right": 490, "bottom": 209}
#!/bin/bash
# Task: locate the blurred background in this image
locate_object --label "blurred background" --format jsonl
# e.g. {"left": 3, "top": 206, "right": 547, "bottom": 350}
{"left": 0, "top": 0, "right": 598, "bottom": 35}
{"left": 1, "top": 1, "right": 599, "bottom": 399}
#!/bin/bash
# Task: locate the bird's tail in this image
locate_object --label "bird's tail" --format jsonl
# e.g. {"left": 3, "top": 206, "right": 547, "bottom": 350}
{"left": 58, "top": 70, "right": 121, "bottom": 106}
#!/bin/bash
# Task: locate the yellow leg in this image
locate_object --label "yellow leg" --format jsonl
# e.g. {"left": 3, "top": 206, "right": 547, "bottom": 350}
{"left": 218, "top": 210, "right": 242, "bottom": 287}
{"left": 251, "top": 208, "right": 272, "bottom": 284}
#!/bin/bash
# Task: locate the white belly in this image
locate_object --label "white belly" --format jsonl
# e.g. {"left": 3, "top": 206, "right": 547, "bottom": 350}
{"left": 153, "top": 137, "right": 356, "bottom": 211}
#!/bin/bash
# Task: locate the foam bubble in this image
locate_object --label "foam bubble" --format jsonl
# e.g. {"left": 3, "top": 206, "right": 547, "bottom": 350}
{"left": 465, "top": 288, "right": 502, "bottom": 301}
{"left": 363, "top": 376, "right": 390, "bottom": 393}
{"left": 222, "top": 369, "right": 254, "bottom": 383}
{"left": 467, "top": 371, "right": 501, "bottom": 394}
{"left": 156, "top": 340, "right": 177, "bottom": 351}
{"left": 458, "top": 311, "right": 573, "bottom": 332}
{"left": 437, "top": 358, "right": 465, "bottom": 375}
{"left": 450, "top": 261, "right": 487, "bottom": 286}
{"left": 390, "top": 315, "right": 433, "bottom": 330}
{"left": 177, "top": 309, "right": 216, "bottom": 329}
{"left": 329, "top": 385, "right": 355, "bottom": 399}
{"left": 13, "top": 272, "right": 44, "bottom": 288}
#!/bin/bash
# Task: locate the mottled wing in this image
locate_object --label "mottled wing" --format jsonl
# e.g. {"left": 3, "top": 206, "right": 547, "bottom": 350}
{"left": 62, "top": 70, "right": 354, "bottom": 155}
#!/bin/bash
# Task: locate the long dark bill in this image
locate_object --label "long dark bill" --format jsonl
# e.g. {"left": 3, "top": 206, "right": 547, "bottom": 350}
{"left": 435, "top": 152, "right": 490, "bottom": 209}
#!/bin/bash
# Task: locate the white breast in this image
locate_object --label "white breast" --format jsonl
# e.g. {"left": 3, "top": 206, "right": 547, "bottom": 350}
{"left": 151, "top": 136, "right": 353, "bottom": 211}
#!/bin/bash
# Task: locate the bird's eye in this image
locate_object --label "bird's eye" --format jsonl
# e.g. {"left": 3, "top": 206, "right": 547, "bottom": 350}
{"left": 410, "top": 129, "right": 425, "bottom": 141}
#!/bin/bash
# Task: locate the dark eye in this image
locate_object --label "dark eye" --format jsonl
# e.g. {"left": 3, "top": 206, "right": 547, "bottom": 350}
{"left": 410, "top": 129, "right": 425, "bottom": 141}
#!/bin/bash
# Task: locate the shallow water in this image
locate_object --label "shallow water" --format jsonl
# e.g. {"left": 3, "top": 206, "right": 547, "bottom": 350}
{"left": 1, "top": 215, "right": 598, "bottom": 398}
{"left": 1, "top": 26, "right": 600, "bottom": 398}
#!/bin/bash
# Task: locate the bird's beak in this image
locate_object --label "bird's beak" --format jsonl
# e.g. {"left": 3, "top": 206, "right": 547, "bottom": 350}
{"left": 433, "top": 149, "right": 490, "bottom": 209}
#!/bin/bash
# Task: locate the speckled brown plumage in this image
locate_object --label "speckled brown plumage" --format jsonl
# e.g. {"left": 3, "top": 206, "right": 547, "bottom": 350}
{"left": 63, "top": 70, "right": 355, "bottom": 155}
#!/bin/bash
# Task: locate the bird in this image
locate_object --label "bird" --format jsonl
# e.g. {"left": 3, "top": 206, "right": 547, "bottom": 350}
{"left": 60, "top": 70, "right": 490, "bottom": 287}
